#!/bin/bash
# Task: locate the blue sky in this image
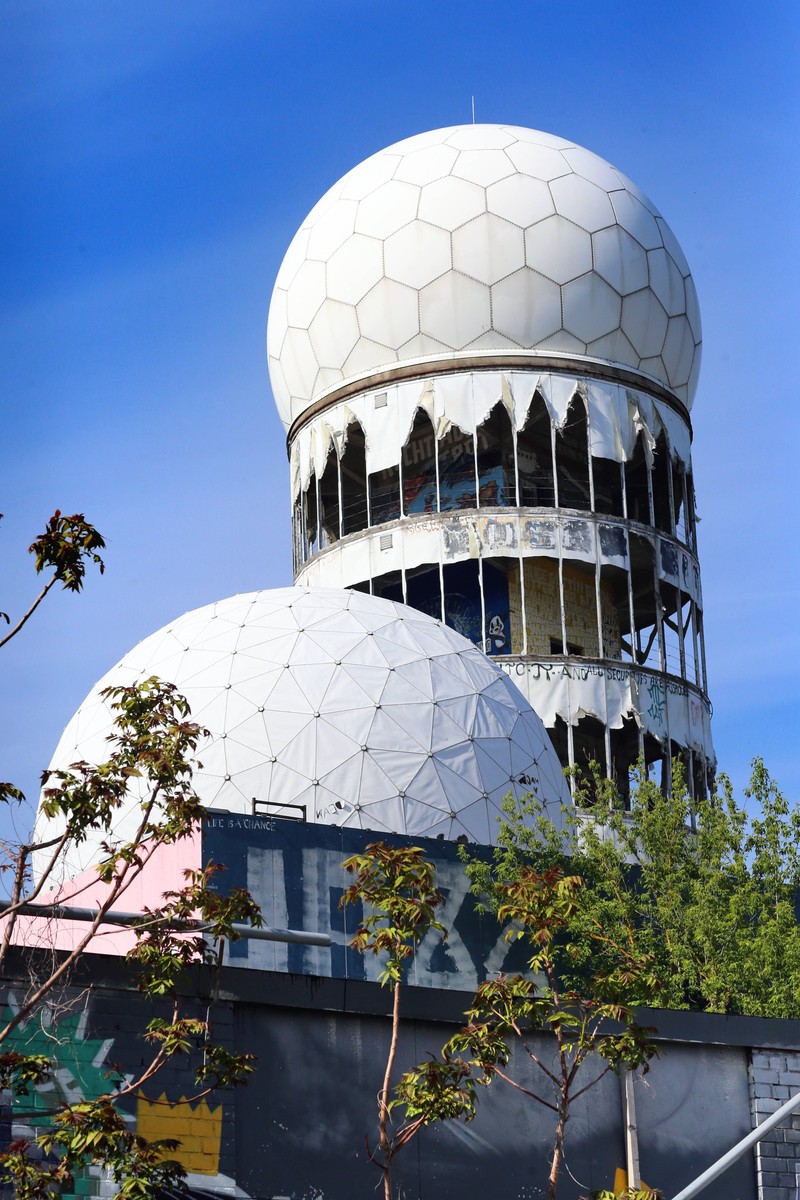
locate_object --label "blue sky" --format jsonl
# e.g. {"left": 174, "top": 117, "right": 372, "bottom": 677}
{"left": 2, "top": 0, "right": 798, "bottom": 836}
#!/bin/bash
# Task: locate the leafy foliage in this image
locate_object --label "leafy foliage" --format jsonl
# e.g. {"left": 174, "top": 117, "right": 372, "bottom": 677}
{"left": 0, "top": 511, "right": 106, "bottom": 646}
{"left": 342, "top": 841, "right": 444, "bottom": 985}
{"left": 0, "top": 513, "right": 261, "bottom": 1197}
{"left": 342, "top": 842, "right": 477, "bottom": 1200}
{"left": 450, "top": 848, "right": 660, "bottom": 1200}
{"left": 509, "top": 758, "right": 800, "bottom": 1017}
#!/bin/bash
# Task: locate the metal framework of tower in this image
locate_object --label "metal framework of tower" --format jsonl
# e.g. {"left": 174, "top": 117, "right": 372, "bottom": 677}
{"left": 289, "top": 355, "right": 713, "bottom": 802}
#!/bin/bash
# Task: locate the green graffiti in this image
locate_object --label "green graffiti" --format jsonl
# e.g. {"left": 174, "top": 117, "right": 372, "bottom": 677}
{"left": 1, "top": 999, "right": 121, "bottom": 1124}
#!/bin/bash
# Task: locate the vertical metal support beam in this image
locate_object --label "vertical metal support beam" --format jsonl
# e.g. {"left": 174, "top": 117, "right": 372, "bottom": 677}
{"left": 604, "top": 723, "right": 613, "bottom": 782}
{"left": 551, "top": 422, "right": 560, "bottom": 508}
{"left": 626, "top": 545, "right": 637, "bottom": 667}
{"left": 676, "top": 588, "right": 688, "bottom": 680}
{"left": 473, "top": 429, "right": 481, "bottom": 509}
{"left": 585, "top": 395, "right": 596, "bottom": 513}
{"left": 621, "top": 1071, "right": 641, "bottom": 1190}
{"left": 512, "top": 426, "right": 521, "bottom": 508}
{"left": 646, "top": 453, "right": 656, "bottom": 528}
{"left": 519, "top": 554, "right": 529, "bottom": 655}
{"left": 477, "top": 555, "right": 487, "bottom": 651}
{"left": 567, "top": 720, "right": 576, "bottom": 793}
{"left": 651, "top": 539, "right": 667, "bottom": 674}
{"left": 620, "top": 461, "right": 628, "bottom": 520}
{"left": 685, "top": 468, "right": 696, "bottom": 553}
{"left": 585, "top": 408, "right": 597, "bottom": 516}
{"left": 697, "top": 609, "right": 709, "bottom": 694}
{"left": 594, "top": 534, "right": 605, "bottom": 660}
{"left": 691, "top": 602, "right": 703, "bottom": 689}
{"left": 438, "top": 549, "right": 446, "bottom": 624}
{"left": 666, "top": 450, "right": 677, "bottom": 535}
{"left": 337, "top": 452, "right": 344, "bottom": 540}
{"left": 557, "top": 545, "right": 568, "bottom": 656}
{"left": 434, "top": 423, "right": 441, "bottom": 513}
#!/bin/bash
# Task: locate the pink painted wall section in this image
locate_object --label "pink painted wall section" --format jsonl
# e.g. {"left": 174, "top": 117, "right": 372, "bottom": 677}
{"left": 8, "top": 829, "right": 202, "bottom": 956}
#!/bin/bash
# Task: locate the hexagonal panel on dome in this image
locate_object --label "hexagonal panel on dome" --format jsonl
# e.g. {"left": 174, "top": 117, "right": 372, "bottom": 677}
{"left": 452, "top": 148, "right": 515, "bottom": 188}
{"left": 621, "top": 288, "right": 669, "bottom": 359}
{"left": 419, "top": 271, "right": 491, "bottom": 349}
{"left": 592, "top": 226, "right": 649, "bottom": 295}
{"left": 326, "top": 234, "right": 385, "bottom": 305}
{"left": 525, "top": 215, "right": 593, "bottom": 285}
{"left": 393, "top": 143, "right": 460, "bottom": 186}
{"left": 648, "top": 248, "right": 687, "bottom": 317}
{"left": 491, "top": 268, "right": 562, "bottom": 346}
{"left": 550, "top": 173, "right": 616, "bottom": 233}
{"left": 561, "top": 146, "right": 625, "bottom": 192}
{"left": 305, "top": 198, "right": 359, "bottom": 261}
{"left": 34, "top": 589, "right": 569, "bottom": 881}
{"left": 562, "top": 273, "right": 622, "bottom": 344}
{"left": 452, "top": 213, "right": 525, "bottom": 286}
{"left": 446, "top": 125, "right": 518, "bottom": 151}
{"left": 418, "top": 175, "right": 486, "bottom": 230}
{"left": 504, "top": 140, "right": 570, "bottom": 181}
{"left": 343, "top": 336, "right": 396, "bottom": 378}
{"left": 609, "top": 189, "right": 662, "bottom": 251}
{"left": 308, "top": 302, "right": 360, "bottom": 369}
{"left": 286, "top": 260, "right": 327, "bottom": 328}
{"left": 662, "top": 315, "right": 695, "bottom": 388}
{"left": 268, "top": 124, "right": 702, "bottom": 428}
{"left": 486, "top": 172, "right": 555, "bottom": 228}
{"left": 384, "top": 220, "right": 452, "bottom": 288}
{"left": 355, "top": 179, "right": 420, "bottom": 240}
{"left": 357, "top": 278, "right": 420, "bottom": 348}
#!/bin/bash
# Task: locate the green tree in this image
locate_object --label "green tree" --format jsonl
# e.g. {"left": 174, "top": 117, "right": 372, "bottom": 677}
{"left": 448, "top": 857, "right": 660, "bottom": 1200}
{"left": 0, "top": 514, "right": 262, "bottom": 1198}
{"left": 549, "top": 759, "right": 800, "bottom": 1017}
{"left": 341, "top": 841, "right": 480, "bottom": 1200}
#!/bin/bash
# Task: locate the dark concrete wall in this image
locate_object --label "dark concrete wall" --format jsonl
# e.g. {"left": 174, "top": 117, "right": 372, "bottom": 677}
{"left": 0, "top": 954, "right": 776, "bottom": 1200}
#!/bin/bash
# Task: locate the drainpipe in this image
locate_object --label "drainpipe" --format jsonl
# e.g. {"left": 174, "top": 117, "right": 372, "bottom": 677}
{"left": 671, "top": 1087, "right": 800, "bottom": 1200}
{"left": 0, "top": 899, "right": 332, "bottom": 946}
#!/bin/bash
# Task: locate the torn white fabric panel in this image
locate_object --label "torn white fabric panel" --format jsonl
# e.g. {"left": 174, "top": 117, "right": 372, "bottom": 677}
{"left": 630, "top": 390, "right": 657, "bottom": 467}
{"left": 508, "top": 371, "right": 542, "bottom": 431}
{"left": 435, "top": 373, "right": 476, "bottom": 436}
{"left": 540, "top": 373, "right": 581, "bottom": 428}
{"left": 290, "top": 442, "right": 302, "bottom": 501}
{"left": 471, "top": 371, "right": 505, "bottom": 429}
{"left": 291, "top": 371, "right": 694, "bottom": 499}
{"left": 587, "top": 381, "right": 628, "bottom": 462}
{"left": 654, "top": 398, "right": 692, "bottom": 464}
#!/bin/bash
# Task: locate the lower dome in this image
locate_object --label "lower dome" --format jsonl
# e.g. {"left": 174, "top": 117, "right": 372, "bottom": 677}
{"left": 35, "top": 587, "right": 568, "bottom": 877}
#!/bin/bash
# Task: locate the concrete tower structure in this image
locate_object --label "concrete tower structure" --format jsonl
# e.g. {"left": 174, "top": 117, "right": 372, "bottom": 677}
{"left": 268, "top": 125, "right": 714, "bottom": 799}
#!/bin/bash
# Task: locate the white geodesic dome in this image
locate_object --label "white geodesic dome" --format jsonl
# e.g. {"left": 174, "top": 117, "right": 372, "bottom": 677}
{"left": 268, "top": 124, "right": 701, "bottom": 428}
{"left": 35, "top": 588, "right": 568, "bottom": 877}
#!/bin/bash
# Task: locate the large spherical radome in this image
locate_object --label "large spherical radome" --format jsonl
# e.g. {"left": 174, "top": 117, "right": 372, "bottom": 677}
{"left": 35, "top": 588, "right": 568, "bottom": 877}
{"left": 268, "top": 125, "right": 701, "bottom": 428}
